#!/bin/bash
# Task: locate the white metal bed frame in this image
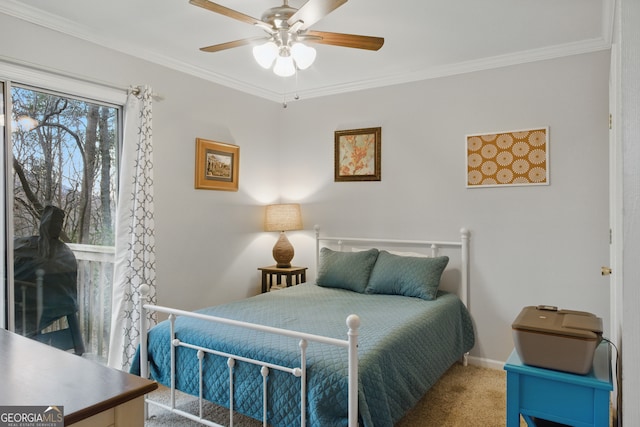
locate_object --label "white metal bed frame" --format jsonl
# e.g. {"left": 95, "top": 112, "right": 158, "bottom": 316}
{"left": 138, "top": 227, "right": 470, "bottom": 427}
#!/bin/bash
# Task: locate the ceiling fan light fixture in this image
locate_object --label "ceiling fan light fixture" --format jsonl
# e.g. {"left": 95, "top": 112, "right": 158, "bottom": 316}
{"left": 273, "top": 55, "right": 296, "bottom": 77}
{"left": 193, "top": 0, "right": 385, "bottom": 79}
{"left": 253, "top": 41, "right": 279, "bottom": 68}
{"left": 291, "top": 42, "right": 316, "bottom": 70}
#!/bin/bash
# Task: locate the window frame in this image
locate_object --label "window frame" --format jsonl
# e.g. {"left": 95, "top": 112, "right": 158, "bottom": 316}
{"left": 0, "top": 60, "right": 126, "bottom": 330}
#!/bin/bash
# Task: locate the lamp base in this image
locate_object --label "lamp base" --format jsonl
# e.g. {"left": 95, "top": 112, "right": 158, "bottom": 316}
{"left": 272, "top": 231, "right": 294, "bottom": 268}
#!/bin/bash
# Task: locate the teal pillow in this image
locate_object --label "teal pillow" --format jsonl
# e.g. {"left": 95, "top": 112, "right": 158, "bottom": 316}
{"left": 366, "top": 251, "right": 449, "bottom": 300}
{"left": 316, "top": 247, "right": 379, "bottom": 293}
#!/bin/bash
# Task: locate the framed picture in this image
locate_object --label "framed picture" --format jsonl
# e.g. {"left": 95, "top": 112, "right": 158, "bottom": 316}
{"left": 334, "top": 127, "right": 381, "bottom": 182}
{"left": 466, "top": 127, "right": 549, "bottom": 188}
{"left": 195, "top": 138, "right": 239, "bottom": 191}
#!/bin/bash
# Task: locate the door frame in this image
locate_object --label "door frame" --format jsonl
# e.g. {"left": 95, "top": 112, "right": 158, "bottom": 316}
{"left": 608, "top": 40, "right": 622, "bottom": 419}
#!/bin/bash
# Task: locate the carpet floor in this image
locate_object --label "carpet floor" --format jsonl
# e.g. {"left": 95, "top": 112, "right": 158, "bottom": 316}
{"left": 144, "top": 362, "right": 525, "bottom": 427}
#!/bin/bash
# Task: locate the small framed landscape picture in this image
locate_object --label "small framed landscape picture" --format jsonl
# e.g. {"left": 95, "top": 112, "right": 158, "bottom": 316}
{"left": 195, "top": 138, "right": 239, "bottom": 191}
{"left": 334, "top": 127, "right": 381, "bottom": 182}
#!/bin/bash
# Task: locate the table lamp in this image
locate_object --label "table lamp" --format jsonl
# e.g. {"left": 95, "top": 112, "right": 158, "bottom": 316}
{"left": 264, "top": 203, "right": 303, "bottom": 268}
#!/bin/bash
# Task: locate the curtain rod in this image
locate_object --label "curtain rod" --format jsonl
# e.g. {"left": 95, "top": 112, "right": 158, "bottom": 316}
{"left": 128, "top": 86, "right": 164, "bottom": 101}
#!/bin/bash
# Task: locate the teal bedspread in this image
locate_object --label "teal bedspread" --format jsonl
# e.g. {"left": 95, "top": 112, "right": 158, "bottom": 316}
{"left": 136, "top": 283, "right": 475, "bottom": 427}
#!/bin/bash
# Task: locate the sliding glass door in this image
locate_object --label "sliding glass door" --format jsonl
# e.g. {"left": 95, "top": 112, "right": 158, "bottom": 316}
{"left": 3, "top": 81, "right": 121, "bottom": 360}
{"left": 1, "top": 81, "right": 6, "bottom": 331}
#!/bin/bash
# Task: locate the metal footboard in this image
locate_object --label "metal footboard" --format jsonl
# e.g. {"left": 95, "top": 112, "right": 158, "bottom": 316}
{"left": 138, "top": 284, "right": 360, "bottom": 427}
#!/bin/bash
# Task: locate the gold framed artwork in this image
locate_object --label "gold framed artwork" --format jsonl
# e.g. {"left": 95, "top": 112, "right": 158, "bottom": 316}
{"left": 466, "top": 127, "right": 549, "bottom": 188}
{"left": 334, "top": 127, "right": 381, "bottom": 182}
{"left": 195, "top": 138, "right": 239, "bottom": 191}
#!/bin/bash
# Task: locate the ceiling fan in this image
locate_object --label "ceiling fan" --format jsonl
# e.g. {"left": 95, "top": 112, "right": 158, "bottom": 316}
{"left": 189, "top": 0, "right": 385, "bottom": 77}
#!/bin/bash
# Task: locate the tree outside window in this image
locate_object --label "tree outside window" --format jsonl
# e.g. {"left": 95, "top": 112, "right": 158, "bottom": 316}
{"left": 10, "top": 84, "right": 120, "bottom": 360}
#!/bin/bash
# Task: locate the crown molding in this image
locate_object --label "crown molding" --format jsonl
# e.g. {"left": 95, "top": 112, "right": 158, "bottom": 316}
{"left": 0, "top": 0, "right": 282, "bottom": 101}
{"left": 294, "top": 37, "right": 611, "bottom": 101}
{"left": 0, "top": 0, "right": 614, "bottom": 104}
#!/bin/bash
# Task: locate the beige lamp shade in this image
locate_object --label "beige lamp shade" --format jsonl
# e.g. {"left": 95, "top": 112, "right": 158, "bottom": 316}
{"left": 264, "top": 204, "right": 303, "bottom": 232}
{"left": 264, "top": 204, "right": 302, "bottom": 268}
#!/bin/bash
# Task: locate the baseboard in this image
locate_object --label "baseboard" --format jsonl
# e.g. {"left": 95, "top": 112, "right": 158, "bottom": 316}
{"left": 466, "top": 355, "right": 505, "bottom": 370}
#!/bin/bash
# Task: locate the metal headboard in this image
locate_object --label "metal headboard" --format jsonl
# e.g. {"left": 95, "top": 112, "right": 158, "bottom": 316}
{"left": 314, "top": 225, "right": 471, "bottom": 309}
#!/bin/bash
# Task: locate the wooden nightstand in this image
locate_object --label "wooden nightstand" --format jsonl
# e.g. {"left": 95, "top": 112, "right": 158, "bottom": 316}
{"left": 258, "top": 265, "right": 307, "bottom": 293}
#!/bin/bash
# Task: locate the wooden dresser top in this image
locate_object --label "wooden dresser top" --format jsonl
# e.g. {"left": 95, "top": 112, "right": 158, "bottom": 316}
{"left": 0, "top": 329, "right": 157, "bottom": 425}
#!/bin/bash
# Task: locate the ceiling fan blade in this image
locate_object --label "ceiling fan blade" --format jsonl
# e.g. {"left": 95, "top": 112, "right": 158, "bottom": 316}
{"left": 200, "top": 37, "right": 267, "bottom": 53}
{"left": 189, "top": 0, "right": 266, "bottom": 27}
{"left": 304, "top": 30, "right": 384, "bottom": 51}
{"left": 287, "top": 0, "right": 348, "bottom": 30}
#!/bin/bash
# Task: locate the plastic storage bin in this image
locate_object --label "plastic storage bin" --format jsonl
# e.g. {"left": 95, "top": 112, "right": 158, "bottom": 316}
{"left": 512, "top": 305, "right": 602, "bottom": 374}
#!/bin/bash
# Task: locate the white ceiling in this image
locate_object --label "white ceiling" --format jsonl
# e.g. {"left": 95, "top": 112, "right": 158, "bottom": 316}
{"left": 0, "top": 0, "right": 613, "bottom": 102}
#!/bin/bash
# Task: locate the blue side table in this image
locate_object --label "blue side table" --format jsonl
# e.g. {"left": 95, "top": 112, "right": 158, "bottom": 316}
{"left": 504, "top": 343, "right": 612, "bottom": 427}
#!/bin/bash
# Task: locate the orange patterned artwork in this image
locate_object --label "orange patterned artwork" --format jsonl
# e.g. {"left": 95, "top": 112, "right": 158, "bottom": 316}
{"left": 334, "top": 127, "right": 381, "bottom": 182}
{"left": 466, "top": 127, "right": 548, "bottom": 187}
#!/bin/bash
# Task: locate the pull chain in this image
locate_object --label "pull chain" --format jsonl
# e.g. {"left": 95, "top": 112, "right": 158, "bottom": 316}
{"left": 282, "top": 66, "right": 301, "bottom": 108}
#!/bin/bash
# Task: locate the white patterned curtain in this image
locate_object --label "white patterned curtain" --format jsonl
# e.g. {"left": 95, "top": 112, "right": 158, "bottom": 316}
{"left": 107, "top": 86, "right": 156, "bottom": 371}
